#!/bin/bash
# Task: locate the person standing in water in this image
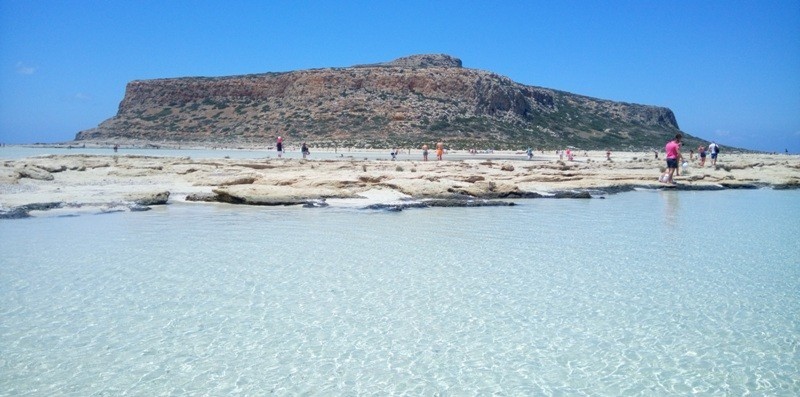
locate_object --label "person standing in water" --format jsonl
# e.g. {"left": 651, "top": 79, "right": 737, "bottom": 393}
{"left": 422, "top": 144, "right": 429, "bottom": 161}
{"left": 301, "top": 142, "right": 309, "bottom": 159}
{"left": 663, "top": 133, "right": 682, "bottom": 184}
{"left": 436, "top": 142, "right": 444, "bottom": 161}
{"left": 276, "top": 136, "right": 284, "bottom": 158}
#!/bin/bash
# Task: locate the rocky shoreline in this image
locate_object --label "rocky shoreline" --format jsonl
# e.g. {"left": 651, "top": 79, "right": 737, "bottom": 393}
{"left": 2, "top": 151, "right": 798, "bottom": 218}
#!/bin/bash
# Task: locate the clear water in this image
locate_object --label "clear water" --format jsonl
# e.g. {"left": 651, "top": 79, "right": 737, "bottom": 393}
{"left": 1, "top": 190, "right": 799, "bottom": 395}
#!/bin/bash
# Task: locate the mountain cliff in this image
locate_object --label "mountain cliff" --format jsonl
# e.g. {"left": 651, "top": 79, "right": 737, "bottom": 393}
{"left": 76, "top": 54, "right": 690, "bottom": 149}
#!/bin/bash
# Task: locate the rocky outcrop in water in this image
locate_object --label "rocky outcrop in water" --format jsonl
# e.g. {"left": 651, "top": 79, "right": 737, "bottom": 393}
{"left": 76, "top": 54, "right": 690, "bottom": 150}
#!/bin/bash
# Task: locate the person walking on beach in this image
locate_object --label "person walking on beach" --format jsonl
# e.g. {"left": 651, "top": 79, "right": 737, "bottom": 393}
{"left": 276, "top": 136, "right": 284, "bottom": 158}
{"left": 663, "top": 133, "right": 682, "bottom": 184}
{"left": 436, "top": 142, "right": 444, "bottom": 161}
{"left": 526, "top": 147, "right": 533, "bottom": 160}
{"left": 422, "top": 144, "right": 429, "bottom": 161}
{"left": 698, "top": 145, "right": 706, "bottom": 167}
{"left": 301, "top": 142, "right": 309, "bottom": 159}
{"left": 708, "top": 141, "right": 720, "bottom": 166}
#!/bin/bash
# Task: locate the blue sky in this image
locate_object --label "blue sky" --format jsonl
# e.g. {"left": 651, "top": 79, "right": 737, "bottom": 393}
{"left": 1, "top": 0, "right": 798, "bottom": 152}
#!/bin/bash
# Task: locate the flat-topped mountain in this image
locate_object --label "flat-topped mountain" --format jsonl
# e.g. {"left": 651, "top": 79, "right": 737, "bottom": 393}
{"left": 77, "top": 54, "right": 692, "bottom": 149}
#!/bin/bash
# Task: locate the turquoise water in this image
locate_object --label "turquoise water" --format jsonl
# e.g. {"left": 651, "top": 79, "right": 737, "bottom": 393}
{"left": 1, "top": 190, "right": 799, "bottom": 395}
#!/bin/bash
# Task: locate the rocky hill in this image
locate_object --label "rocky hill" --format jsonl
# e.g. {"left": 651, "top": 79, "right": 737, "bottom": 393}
{"left": 76, "top": 54, "right": 695, "bottom": 150}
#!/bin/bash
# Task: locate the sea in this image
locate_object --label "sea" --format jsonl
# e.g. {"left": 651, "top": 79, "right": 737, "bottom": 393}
{"left": 1, "top": 146, "right": 799, "bottom": 395}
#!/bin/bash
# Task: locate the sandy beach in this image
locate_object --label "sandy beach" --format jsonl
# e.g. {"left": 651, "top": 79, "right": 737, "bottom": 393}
{"left": 1, "top": 150, "right": 799, "bottom": 217}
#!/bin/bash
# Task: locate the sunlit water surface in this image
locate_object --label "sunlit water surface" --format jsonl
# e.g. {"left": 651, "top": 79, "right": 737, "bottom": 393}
{"left": 1, "top": 190, "right": 798, "bottom": 395}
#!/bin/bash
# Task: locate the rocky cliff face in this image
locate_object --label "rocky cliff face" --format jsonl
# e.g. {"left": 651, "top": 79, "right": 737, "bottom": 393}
{"left": 77, "top": 54, "right": 685, "bottom": 149}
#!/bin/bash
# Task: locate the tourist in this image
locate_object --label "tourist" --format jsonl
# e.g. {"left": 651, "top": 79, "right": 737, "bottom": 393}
{"left": 301, "top": 142, "right": 309, "bottom": 159}
{"left": 422, "top": 144, "right": 429, "bottom": 161}
{"left": 526, "top": 147, "right": 533, "bottom": 160}
{"left": 436, "top": 142, "right": 444, "bottom": 160}
{"left": 276, "top": 136, "right": 284, "bottom": 158}
{"left": 698, "top": 145, "right": 706, "bottom": 167}
{"left": 689, "top": 149, "right": 694, "bottom": 161}
{"left": 663, "top": 134, "right": 682, "bottom": 184}
{"left": 606, "top": 150, "right": 611, "bottom": 161}
{"left": 391, "top": 148, "right": 397, "bottom": 160}
{"left": 708, "top": 141, "right": 720, "bottom": 166}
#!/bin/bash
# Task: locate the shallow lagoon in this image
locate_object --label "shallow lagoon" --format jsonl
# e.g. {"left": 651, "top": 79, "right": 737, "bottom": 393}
{"left": 1, "top": 189, "right": 798, "bottom": 395}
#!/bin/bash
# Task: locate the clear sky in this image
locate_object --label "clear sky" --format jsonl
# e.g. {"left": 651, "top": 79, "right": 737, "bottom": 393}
{"left": 1, "top": 0, "right": 798, "bottom": 152}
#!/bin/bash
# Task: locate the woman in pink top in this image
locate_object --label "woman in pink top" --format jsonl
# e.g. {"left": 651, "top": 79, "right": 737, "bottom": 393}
{"left": 663, "top": 133, "right": 682, "bottom": 184}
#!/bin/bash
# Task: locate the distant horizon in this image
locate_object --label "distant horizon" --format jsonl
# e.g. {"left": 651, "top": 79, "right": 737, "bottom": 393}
{"left": 2, "top": 1, "right": 798, "bottom": 152}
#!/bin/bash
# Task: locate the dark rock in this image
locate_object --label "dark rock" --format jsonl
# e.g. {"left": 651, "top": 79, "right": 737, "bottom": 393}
{"left": 424, "top": 199, "right": 515, "bottom": 207}
{"left": 0, "top": 202, "right": 64, "bottom": 219}
{"left": 363, "top": 202, "right": 429, "bottom": 211}
{"left": 0, "top": 208, "right": 30, "bottom": 219}
{"left": 718, "top": 183, "right": 759, "bottom": 189}
{"left": 773, "top": 182, "right": 800, "bottom": 190}
{"left": 552, "top": 191, "right": 592, "bottom": 199}
{"left": 18, "top": 202, "right": 64, "bottom": 212}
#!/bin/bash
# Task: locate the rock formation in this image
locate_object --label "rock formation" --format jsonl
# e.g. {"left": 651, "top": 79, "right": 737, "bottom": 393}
{"left": 77, "top": 54, "right": 694, "bottom": 149}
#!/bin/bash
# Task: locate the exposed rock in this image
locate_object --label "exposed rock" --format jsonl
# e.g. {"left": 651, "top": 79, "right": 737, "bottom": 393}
{"left": 17, "top": 165, "right": 54, "bottom": 181}
{"left": 0, "top": 208, "right": 31, "bottom": 219}
{"left": 185, "top": 192, "right": 219, "bottom": 202}
{"left": 553, "top": 191, "right": 593, "bottom": 199}
{"left": 76, "top": 54, "right": 692, "bottom": 150}
{"left": 718, "top": 182, "right": 759, "bottom": 189}
{"left": 126, "top": 191, "right": 170, "bottom": 205}
{"left": 0, "top": 202, "right": 64, "bottom": 219}
{"left": 424, "top": 199, "right": 516, "bottom": 208}
{"left": 773, "top": 180, "right": 800, "bottom": 190}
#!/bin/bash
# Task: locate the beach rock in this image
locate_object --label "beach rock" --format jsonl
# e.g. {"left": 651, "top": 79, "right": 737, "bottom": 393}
{"left": 199, "top": 174, "right": 259, "bottom": 186}
{"left": 718, "top": 182, "right": 759, "bottom": 189}
{"left": 37, "top": 164, "right": 67, "bottom": 173}
{"left": 211, "top": 187, "right": 309, "bottom": 206}
{"left": 424, "top": 199, "right": 515, "bottom": 207}
{"left": 0, "top": 202, "right": 64, "bottom": 218}
{"left": 17, "top": 165, "right": 54, "bottom": 181}
{"left": 449, "top": 181, "right": 523, "bottom": 198}
{"left": 185, "top": 192, "right": 219, "bottom": 202}
{"left": 0, "top": 166, "right": 20, "bottom": 183}
{"left": 501, "top": 164, "right": 515, "bottom": 171}
{"left": 363, "top": 202, "right": 429, "bottom": 211}
{"left": 126, "top": 191, "right": 170, "bottom": 205}
{"left": 773, "top": 180, "right": 800, "bottom": 190}
{"left": 0, "top": 208, "right": 30, "bottom": 219}
{"left": 553, "top": 191, "right": 592, "bottom": 199}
